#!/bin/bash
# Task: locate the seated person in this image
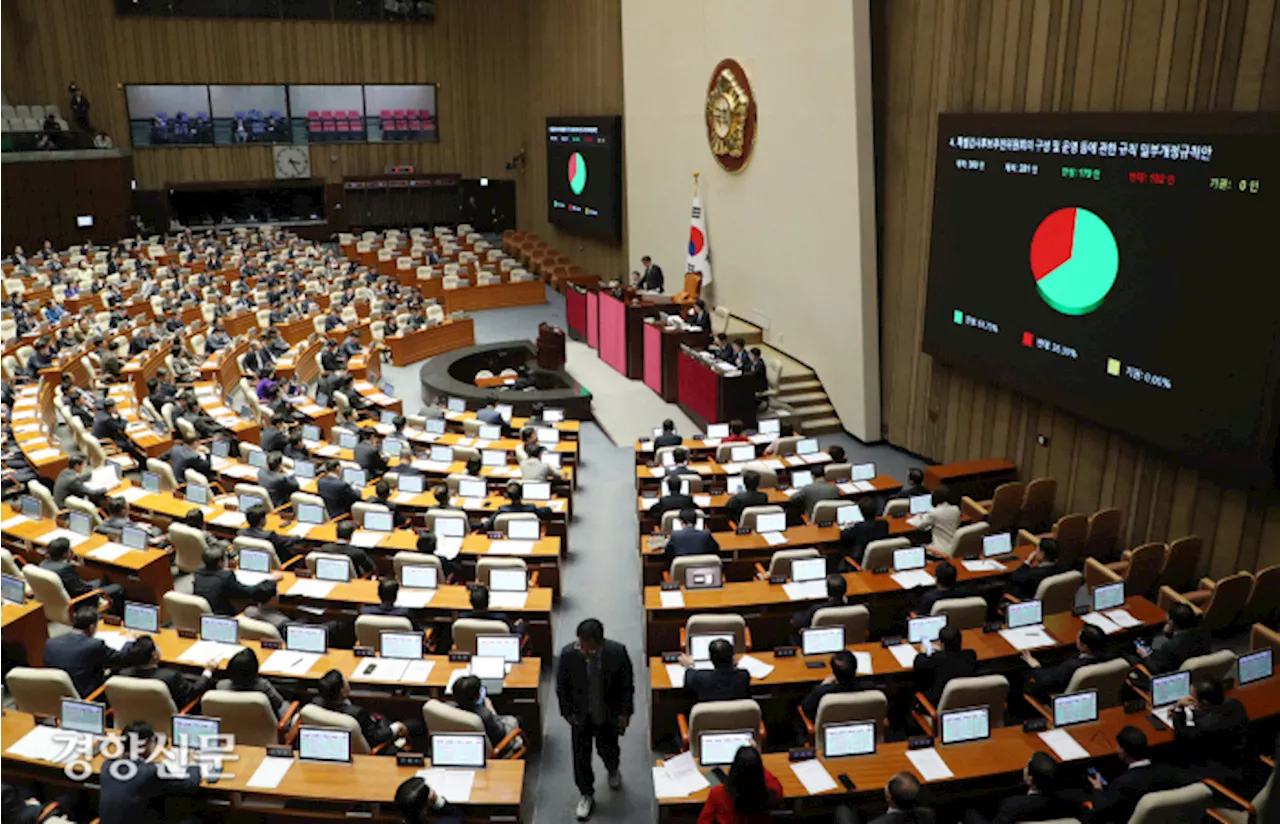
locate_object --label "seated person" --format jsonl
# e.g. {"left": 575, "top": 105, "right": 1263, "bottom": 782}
{"left": 677, "top": 638, "right": 750, "bottom": 703}
{"left": 917, "top": 560, "right": 962, "bottom": 615}
{"left": 353, "top": 428, "right": 389, "bottom": 478}
{"left": 1008, "top": 537, "right": 1066, "bottom": 600}
{"left": 394, "top": 776, "right": 464, "bottom": 824}
{"left": 40, "top": 537, "right": 125, "bottom": 615}
{"left": 312, "top": 669, "right": 419, "bottom": 752}
{"left": 653, "top": 419, "right": 682, "bottom": 448}
{"left": 913, "top": 485, "right": 962, "bottom": 555}
{"left": 722, "top": 419, "right": 749, "bottom": 443}
{"left": 319, "top": 520, "right": 376, "bottom": 578}
{"left": 519, "top": 444, "right": 563, "bottom": 481}
{"left": 95, "top": 496, "right": 135, "bottom": 539}
{"left": 1171, "top": 675, "right": 1251, "bottom": 786}
{"left": 43, "top": 605, "right": 132, "bottom": 697}
{"left": 119, "top": 635, "right": 216, "bottom": 708}
{"left": 911, "top": 626, "right": 977, "bottom": 706}
{"left": 496, "top": 481, "right": 551, "bottom": 519}
{"left": 182, "top": 509, "right": 230, "bottom": 553}
{"left": 762, "top": 422, "right": 795, "bottom": 457}
{"left": 257, "top": 451, "right": 299, "bottom": 509}
{"left": 791, "top": 573, "right": 847, "bottom": 630}
{"left": 1084, "top": 726, "right": 1189, "bottom": 824}
{"left": 726, "top": 470, "right": 769, "bottom": 526}
{"left": 1022, "top": 624, "right": 1109, "bottom": 699}
{"left": 801, "top": 649, "right": 861, "bottom": 720}
{"left": 839, "top": 497, "right": 889, "bottom": 569}
{"left": 1135, "top": 602, "right": 1209, "bottom": 675}
{"left": 99, "top": 720, "right": 202, "bottom": 824}
{"left": 316, "top": 459, "right": 362, "bottom": 518}
{"left": 663, "top": 506, "right": 721, "bottom": 567}
{"left": 667, "top": 447, "right": 699, "bottom": 478}
{"left": 194, "top": 547, "right": 280, "bottom": 616}
{"left": 451, "top": 675, "right": 523, "bottom": 756}
{"left": 417, "top": 531, "right": 462, "bottom": 583}
{"left": 901, "top": 467, "right": 928, "bottom": 499}
{"left": 359, "top": 579, "right": 419, "bottom": 626}
{"left": 216, "top": 647, "right": 286, "bottom": 719}
{"left": 460, "top": 583, "right": 524, "bottom": 639}
{"left": 239, "top": 504, "right": 303, "bottom": 562}
{"left": 964, "top": 752, "right": 1081, "bottom": 824}
{"left": 862, "top": 772, "right": 936, "bottom": 824}
{"left": 650, "top": 475, "right": 694, "bottom": 523}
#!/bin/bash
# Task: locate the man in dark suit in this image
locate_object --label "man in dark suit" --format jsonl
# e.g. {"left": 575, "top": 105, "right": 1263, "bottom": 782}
{"left": 678, "top": 638, "right": 750, "bottom": 703}
{"left": 458, "top": 584, "right": 523, "bottom": 639}
{"left": 99, "top": 720, "right": 202, "bottom": 824}
{"left": 965, "top": 752, "right": 1081, "bottom": 824}
{"left": 653, "top": 419, "right": 683, "bottom": 448}
{"left": 1085, "top": 726, "right": 1189, "bottom": 824}
{"left": 239, "top": 504, "right": 302, "bottom": 562}
{"left": 1022, "top": 624, "right": 1109, "bottom": 699}
{"left": 912, "top": 626, "right": 979, "bottom": 705}
{"left": 744, "top": 347, "right": 767, "bottom": 390}
{"left": 1009, "top": 537, "right": 1067, "bottom": 600}
{"left": 635, "top": 256, "right": 664, "bottom": 292}
{"left": 319, "top": 520, "right": 376, "bottom": 577}
{"left": 792, "top": 474, "right": 842, "bottom": 519}
{"left": 164, "top": 430, "right": 210, "bottom": 482}
{"left": 726, "top": 470, "right": 769, "bottom": 526}
{"left": 900, "top": 468, "right": 928, "bottom": 499}
{"left": 394, "top": 775, "right": 464, "bottom": 824}
{"left": 119, "top": 635, "right": 216, "bottom": 709}
{"left": 495, "top": 482, "right": 550, "bottom": 520}
{"left": 663, "top": 507, "right": 721, "bottom": 567}
{"left": 917, "top": 561, "right": 963, "bottom": 615}
{"left": 93, "top": 397, "right": 145, "bottom": 462}
{"left": 800, "top": 649, "right": 861, "bottom": 720}
{"left": 257, "top": 452, "right": 299, "bottom": 508}
{"left": 666, "top": 447, "right": 700, "bottom": 479}
{"left": 839, "top": 497, "right": 889, "bottom": 569}
{"left": 40, "top": 537, "right": 125, "bottom": 615}
{"left": 242, "top": 341, "right": 272, "bottom": 378}
{"left": 649, "top": 475, "right": 694, "bottom": 523}
{"left": 193, "top": 547, "right": 279, "bottom": 616}
{"left": 862, "top": 772, "right": 937, "bottom": 824}
{"left": 54, "top": 453, "right": 104, "bottom": 507}
{"left": 353, "top": 429, "right": 389, "bottom": 478}
{"left": 359, "top": 579, "right": 418, "bottom": 625}
{"left": 316, "top": 459, "right": 362, "bottom": 518}
{"left": 1136, "top": 602, "right": 1210, "bottom": 675}
{"left": 43, "top": 606, "right": 132, "bottom": 696}
{"left": 685, "top": 299, "right": 711, "bottom": 329}
{"left": 259, "top": 415, "right": 289, "bottom": 454}
{"left": 1171, "top": 676, "right": 1251, "bottom": 785}
{"left": 792, "top": 573, "right": 848, "bottom": 630}
{"left": 556, "top": 618, "right": 634, "bottom": 820}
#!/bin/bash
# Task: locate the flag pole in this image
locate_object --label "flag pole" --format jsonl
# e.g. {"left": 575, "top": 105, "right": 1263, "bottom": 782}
{"left": 693, "top": 171, "right": 700, "bottom": 196}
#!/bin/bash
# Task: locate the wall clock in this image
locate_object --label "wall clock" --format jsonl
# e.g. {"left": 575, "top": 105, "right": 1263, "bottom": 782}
{"left": 274, "top": 145, "right": 312, "bottom": 180}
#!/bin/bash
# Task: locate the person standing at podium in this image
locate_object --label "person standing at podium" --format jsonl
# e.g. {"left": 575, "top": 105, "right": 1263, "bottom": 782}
{"left": 634, "top": 256, "right": 664, "bottom": 292}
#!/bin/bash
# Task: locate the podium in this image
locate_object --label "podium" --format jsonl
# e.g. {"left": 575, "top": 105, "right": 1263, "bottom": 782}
{"left": 643, "top": 321, "right": 710, "bottom": 402}
{"left": 598, "top": 289, "right": 678, "bottom": 378}
{"left": 537, "top": 323, "right": 565, "bottom": 370}
{"left": 677, "top": 349, "right": 758, "bottom": 430}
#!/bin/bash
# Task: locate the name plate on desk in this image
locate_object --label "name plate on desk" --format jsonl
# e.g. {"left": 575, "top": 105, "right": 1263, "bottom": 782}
{"left": 294, "top": 568, "right": 313, "bottom": 578}
{"left": 396, "top": 753, "right": 426, "bottom": 767}
{"left": 353, "top": 646, "right": 374, "bottom": 657}
{"left": 660, "top": 581, "right": 681, "bottom": 591}
{"left": 177, "top": 629, "right": 198, "bottom": 639}
{"left": 449, "top": 651, "right": 472, "bottom": 662}
{"left": 267, "top": 746, "right": 293, "bottom": 758}
{"left": 789, "top": 747, "right": 816, "bottom": 762}
{"left": 260, "top": 639, "right": 282, "bottom": 650}
{"left": 768, "top": 576, "right": 786, "bottom": 585}
{"left": 908, "top": 736, "right": 935, "bottom": 750}
{"left": 773, "top": 646, "right": 798, "bottom": 658}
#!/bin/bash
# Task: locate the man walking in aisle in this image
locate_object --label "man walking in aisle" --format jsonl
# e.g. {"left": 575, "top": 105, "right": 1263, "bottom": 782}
{"left": 556, "top": 618, "right": 635, "bottom": 820}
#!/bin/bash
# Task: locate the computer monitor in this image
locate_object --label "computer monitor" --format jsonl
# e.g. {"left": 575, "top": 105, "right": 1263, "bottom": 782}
{"left": 536, "top": 427, "right": 560, "bottom": 445}
{"left": 1053, "top": 690, "right": 1099, "bottom": 728}
{"left": 478, "top": 424, "right": 502, "bottom": 441}
{"left": 458, "top": 479, "right": 487, "bottom": 499}
{"left": 893, "top": 546, "right": 926, "bottom": 571}
{"left": 61, "top": 698, "right": 105, "bottom": 736}
{"left": 434, "top": 517, "right": 465, "bottom": 538}
{"left": 482, "top": 449, "right": 506, "bottom": 467}
{"left": 380, "top": 410, "right": 397, "bottom": 426}
{"left": 791, "top": 558, "right": 826, "bottom": 583}
{"left": 430, "top": 445, "right": 454, "bottom": 462}
{"left": 1, "top": 574, "right": 25, "bottom": 605}
{"left": 297, "top": 503, "right": 325, "bottom": 525}
{"left": 1006, "top": 600, "right": 1043, "bottom": 629}
{"left": 142, "top": 472, "right": 161, "bottom": 493}
{"left": 850, "top": 463, "right": 876, "bottom": 482}
{"left": 790, "top": 470, "right": 814, "bottom": 489}
{"left": 294, "top": 460, "right": 316, "bottom": 481}
{"left": 543, "top": 452, "right": 563, "bottom": 470}
{"left": 801, "top": 626, "right": 846, "bottom": 656}
{"left": 940, "top": 707, "right": 990, "bottom": 745}
{"left": 982, "top": 533, "right": 1012, "bottom": 557}
{"left": 286, "top": 624, "right": 328, "bottom": 654}
{"left": 398, "top": 565, "right": 437, "bottom": 592}
{"left": 909, "top": 494, "right": 934, "bottom": 514}
{"left": 302, "top": 424, "right": 322, "bottom": 442}
{"left": 1238, "top": 648, "right": 1273, "bottom": 686}
{"left": 186, "top": 483, "right": 209, "bottom": 506}
{"left": 298, "top": 727, "right": 352, "bottom": 763}
{"left": 211, "top": 439, "right": 231, "bottom": 459}
{"left": 364, "top": 510, "right": 393, "bottom": 532}
{"left": 121, "top": 524, "right": 149, "bottom": 551}
{"left": 699, "top": 730, "right": 754, "bottom": 767}
{"left": 835, "top": 505, "right": 863, "bottom": 527}
{"left": 238, "top": 494, "right": 264, "bottom": 513}
{"left": 430, "top": 733, "right": 486, "bottom": 768}
{"left": 796, "top": 439, "right": 819, "bottom": 456}
{"left": 124, "top": 601, "right": 159, "bottom": 633}
{"left": 684, "top": 565, "right": 722, "bottom": 590}
{"left": 1092, "top": 582, "right": 1126, "bottom": 612}
{"left": 200, "top": 615, "right": 238, "bottom": 645}
{"left": 755, "top": 511, "right": 786, "bottom": 533}
{"left": 730, "top": 444, "right": 755, "bottom": 463}
{"left": 172, "top": 715, "right": 220, "bottom": 750}
{"left": 522, "top": 481, "right": 551, "bottom": 501}
{"left": 475, "top": 633, "right": 521, "bottom": 663}
{"left": 1152, "top": 671, "right": 1191, "bottom": 707}
{"left": 239, "top": 548, "right": 271, "bottom": 573}
{"left": 707, "top": 423, "right": 730, "bottom": 439}
{"left": 822, "top": 721, "right": 876, "bottom": 758}
{"left": 447, "top": 397, "right": 466, "bottom": 413}
{"left": 494, "top": 404, "right": 513, "bottom": 422}
{"left": 397, "top": 474, "right": 424, "bottom": 494}
{"left": 543, "top": 407, "right": 565, "bottom": 422}
{"left": 247, "top": 450, "right": 267, "bottom": 469}
{"left": 908, "top": 615, "right": 948, "bottom": 644}
{"left": 651, "top": 427, "right": 666, "bottom": 440}
{"left": 488, "top": 568, "right": 527, "bottom": 592}
{"left": 759, "top": 419, "right": 780, "bottom": 436}
{"left": 380, "top": 631, "right": 424, "bottom": 660}
{"left": 689, "top": 632, "right": 735, "bottom": 661}
{"left": 425, "top": 418, "right": 446, "bottom": 435}
{"left": 20, "top": 496, "right": 41, "bottom": 519}
{"left": 725, "top": 475, "right": 745, "bottom": 495}
{"left": 68, "top": 510, "right": 92, "bottom": 536}
{"left": 336, "top": 430, "right": 359, "bottom": 450}
{"left": 318, "top": 392, "right": 331, "bottom": 409}
{"left": 341, "top": 468, "right": 367, "bottom": 488}
{"left": 315, "top": 557, "right": 351, "bottom": 582}
{"left": 506, "top": 519, "right": 539, "bottom": 540}
{"left": 382, "top": 438, "right": 404, "bottom": 459}
{"left": 470, "top": 655, "right": 505, "bottom": 681}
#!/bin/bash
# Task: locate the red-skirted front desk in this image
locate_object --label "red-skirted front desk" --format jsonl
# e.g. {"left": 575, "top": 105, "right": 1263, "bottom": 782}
{"left": 677, "top": 349, "right": 758, "bottom": 430}
{"left": 597, "top": 291, "right": 677, "bottom": 379}
{"left": 566, "top": 285, "right": 591, "bottom": 343}
{"left": 643, "top": 321, "right": 710, "bottom": 402}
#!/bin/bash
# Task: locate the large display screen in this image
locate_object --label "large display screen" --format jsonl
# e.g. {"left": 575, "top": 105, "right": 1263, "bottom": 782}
{"left": 923, "top": 113, "right": 1280, "bottom": 483}
{"left": 546, "top": 116, "right": 623, "bottom": 244}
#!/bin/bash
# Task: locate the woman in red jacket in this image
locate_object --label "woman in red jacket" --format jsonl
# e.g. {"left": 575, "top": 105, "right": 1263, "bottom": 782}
{"left": 697, "top": 745, "right": 783, "bottom": 824}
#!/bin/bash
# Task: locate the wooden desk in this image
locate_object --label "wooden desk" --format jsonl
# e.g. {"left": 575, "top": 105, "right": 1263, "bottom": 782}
{"left": 1, "top": 600, "right": 48, "bottom": 666}
{"left": 106, "top": 384, "right": 173, "bottom": 458}
{"left": 223, "top": 309, "right": 259, "bottom": 338}
{"left": 200, "top": 336, "right": 252, "bottom": 397}
{"left": 9, "top": 385, "right": 69, "bottom": 479}
{"left": 442, "top": 280, "right": 546, "bottom": 314}
{"left": 193, "top": 382, "right": 260, "bottom": 445}
{"left": 275, "top": 314, "right": 318, "bottom": 346}
{"left": 387, "top": 319, "right": 476, "bottom": 367}
{"left": 274, "top": 336, "right": 324, "bottom": 384}
{"left": 677, "top": 349, "right": 758, "bottom": 430}
{"left": 442, "top": 409, "right": 581, "bottom": 439}
{"left": 643, "top": 321, "right": 710, "bottom": 402}
{"left": 923, "top": 458, "right": 1018, "bottom": 499}
{"left": 635, "top": 453, "right": 836, "bottom": 492}
{"left": 2, "top": 711, "right": 526, "bottom": 821}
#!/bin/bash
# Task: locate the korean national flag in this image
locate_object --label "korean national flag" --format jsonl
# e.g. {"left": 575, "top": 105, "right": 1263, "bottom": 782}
{"left": 687, "top": 191, "right": 712, "bottom": 286}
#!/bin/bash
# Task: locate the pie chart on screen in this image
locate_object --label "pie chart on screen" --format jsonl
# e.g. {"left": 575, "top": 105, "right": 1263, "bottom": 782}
{"left": 1029, "top": 206, "right": 1119, "bottom": 316}
{"left": 568, "top": 152, "right": 587, "bottom": 195}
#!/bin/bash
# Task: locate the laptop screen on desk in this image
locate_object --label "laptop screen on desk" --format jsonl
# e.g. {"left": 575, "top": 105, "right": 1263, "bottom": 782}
{"left": 397, "top": 474, "right": 424, "bottom": 494}
{"left": 940, "top": 707, "right": 990, "bottom": 745}
{"left": 730, "top": 444, "right": 755, "bottom": 463}
{"left": 536, "top": 428, "right": 560, "bottom": 444}
{"left": 434, "top": 517, "right": 465, "bottom": 538}
{"left": 172, "top": 715, "right": 220, "bottom": 750}
{"left": 124, "top": 601, "right": 158, "bottom": 633}
{"left": 68, "top": 511, "right": 92, "bottom": 536}
{"left": 364, "top": 510, "right": 393, "bottom": 533}
{"left": 543, "top": 408, "right": 564, "bottom": 422}
{"left": 908, "top": 615, "right": 947, "bottom": 644}
{"left": 683, "top": 565, "right": 721, "bottom": 590}
{"left": 186, "top": 483, "right": 209, "bottom": 505}
{"left": 791, "top": 558, "right": 826, "bottom": 583}
{"left": 796, "top": 439, "right": 819, "bottom": 456}
{"left": 478, "top": 424, "right": 502, "bottom": 441}
{"left": 458, "top": 479, "right": 487, "bottom": 499}
{"left": 1152, "top": 671, "right": 1191, "bottom": 707}
{"left": 315, "top": 557, "right": 350, "bottom": 582}
{"left": 425, "top": 419, "right": 446, "bottom": 435}
{"left": 475, "top": 633, "right": 521, "bottom": 663}
{"left": 850, "top": 463, "right": 876, "bottom": 482}
{"left": 212, "top": 439, "right": 231, "bottom": 458}
{"left": 725, "top": 475, "right": 745, "bottom": 495}
{"left": 302, "top": 424, "right": 321, "bottom": 442}
{"left": 1092, "top": 582, "right": 1125, "bottom": 612}
{"left": 699, "top": 730, "right": 754, "bottom": 767}
{"left": 297, "top": 503, "right": 325, "bottom": 525}
{"left": 689, "top": 632, "right": 735, "bottom": 661}
{"left": 120, "top": 525, "right": 149, "bottom": 550}
{"left": 835, "top": 505, "right": 862, "bottom": 526}
{"left": 758, "top": 419, "right": 780, "bottom": 436}
{"left": 342, "top": 468, "right": 367, "bottom": 488}
{"left": 1007, "top": 600, "right": 1043, "bottom": 629}
{"left": 239, "top": 549, "right": 271, "bottom": 573}
{"left": 286, "top": 624, "right": 327, "bottom": 654}
{"left": 755, "top": 512, "right": 786, "bottom": 533}
{"left": 893, "top": 547, "right": 926, "bottom": 571}
{"left": 488, "top": 568, "right": 527, "bottom": 592}
{"left": 430, "top": 445, "right": 454, "bottom": 463}
{"left": 61, "top": 698, "right": 105, "bottom": 736}
{"left": 431, "top": 733, "right": 486, "bottom": 768}
{"left": 401, "top": 564, "right": 438, "bottom": 590}
{"left": 482, "top": 450, "right": 506, "bottom": 467}
{"left": 707, "top": 423, "right": 730, "bottom": 439}
{"left": 801, "top": 626, "right": 845, "bottom": 656}
{"left": 909, "top": 494, "right": 933, "bottom": 514}
{"left": 380, "top": 631, "right": 423, "bottom": 660}
{"left": 142, "top": 473, "right": 161, "bottom": 493}
{"left": 1, "top": 574, "right": 25, "bottom": 605}
{"left": 336, "top": 430, "right": 359, "bottom": 450}
{"left": 790, "top": 470, "right": 813, "bottom": 489}
{"left": 982, "top": 533, "right": 1011, "bottom": 557}
{"left": 1053, "top": 690, "right": 1098, "bottom": 728}
{"left": 247, "top": 450, "right": 267, "bottom": 469}
{"left": 506, "top": 519, "right": 539, "bottom": 540}
{"left": 299, "top": 727, "right": 351, "bottom": 763}
{"left": 1239, "top": 649, "right": 1273, "bottom": 686}
{"left": 522, "top": 481, "right": 551, "bottom": 501}
{"left": 447, "top": 397, "right": 466, "bottom": 413}
{"left": 200, "top": 615, "right": 238, "bottom": 645}
{"left": 823, "top": 721, "right": 876, "bottom": 758}
{"left": 294, "top": 460, "right": 315, "bottom": 481}
{"left": 238, "top": 494, "right": 264, "bottom": 513}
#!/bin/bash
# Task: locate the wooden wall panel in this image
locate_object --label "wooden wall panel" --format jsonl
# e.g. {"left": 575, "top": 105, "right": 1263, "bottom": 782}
{"left": 1, "top": 155, "right": 133, "bottom": 251}
{"left": 878, "top": 0, "right": 1280, "bottom": 577}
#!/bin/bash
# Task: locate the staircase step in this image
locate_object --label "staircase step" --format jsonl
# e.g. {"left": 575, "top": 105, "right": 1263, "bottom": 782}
{"left": 790, "top": 403, "right": 836, "bottom": 421}
{"left": 778, "top": 391, "right": 829, "bottom": 406}
{"left": 801, "top": 416, "right": 844, "bottom": 435}
{"left": 780, "top": 379, "right": 823, "bottom": 393}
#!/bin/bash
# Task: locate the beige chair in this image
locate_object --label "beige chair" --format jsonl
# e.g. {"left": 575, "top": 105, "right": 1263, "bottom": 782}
{"left": 477, "top": 557, "right": 531, "bottom": 589}
{"left": 682, "top": 613, "right": 750, "bottom": 653}
{"left": 232, "top": 535, "right": 283, "bottom": 569}
{"left": 1160, "top": 536, "right": 1204, "bottom": 593}
{"left": 234, "top": 483, "right": 273, "bottom": 509}
{"left": 494, "top": 512, "right": 540, "bottom": 536}
{"left": 305, "top": 551, "right": 357, "bottom": 579}
{"left": 425, "top": 508, "right": 469, "bottom": 533}
{"left": 811, "top": 605, "right": 870, "bottom": 643}
{"left": 421, "top": 699, "right": 526, "bottom": 759}
{"left": 1158, "top": 571, "right": 1253, "bottom": 635}
{"left": 1129, "top": 783, "right": 1212, "bottom": 824}
{"left": 394, "top": 552, "right": 445, "bottom": 582}
{"left": 1026, "top": 658, "right": 1131, "bottom": 720}
{"left": 661, "top": 508, "right": 708, "bottom": 535}
{"left": 105, "top": 675, "right": 183, "bottom": 729}
{"left": 1082, "top": 508, "right": 1122, "bottom": 563}
{"left": 741, "top": 461, "right": 779, "bottom": 490}
{"left": 758, "top": 548, "right": 821, "bottom": 579}
{"left": 810, "top": 500, "right": 854, "bottom": 525}
{"left": 914, "top": 674, "right": 1010, "bottom": 734}
{"left": 1019, "top": 478, "right": 1058, "bottom": 533}
{"left": 202, "top": 690, "right": 292, "bottom": 746}
{"left": 1019, "top": 513, "right": 1089, "bottom": 569}
{"left": 355, "top": 614, "right": 414, "bottom": 647}
{"left": 807, "top": 690, "right": 889, "bottom": 750}
{"left": 883, "top": 498, "right": 910, "bottom": 517}
{"left": 22, "top": 565, "right": 99, "bottom": 626}
{"left": 1207, "top": 765, "right": 1274, "bottom": 824}
{"left": 740, "top": 505, "right": 785, "bottom": 532}
{"left": 770, "top": 436, "right": 802, "bottom": 457}
{"left": 680, "top": 699, "right": 763, "bottom": 763}
{"left": 669, "top": 554, "right": 722, "bottom": 585}
{"left": 453, "top": 618, "right": 512, "bottom": 653}
{"left": 291, "top": 491, "right": 326, "bottom": 511}
{"left": 27, "top": 480, "right": 59, "bottom": 519}
{"left": 1085, "top": 542, "right": 1165, "bottom": 598}
{"left": 163, "top": 591, "right": 212, "bottom": 631}
{"left": 1180, "top": 649, "right": 1236, "bottom": 685}
{"left": 146, "top": 458, "right": 179, "bottom": 492}
{"left": 237, "top": 614, "right": 283, "bottom": 642}
{"left": 169, "top": 523, "right": 209, "bottom": 575}
{"left": 944, "top": 522, "right": 989, "bottom": 559}
{"left": 961, "top": 482, "right": 1025, "bottom": 533}
{"left": 184, "top": 468, "right": 213, "bottom": 489}
{"left": 351, "top": 501, "right": 390, "bottom": 527}
{"left": 1243, "top": 564, "right": 1280, "bottom": 626}
{"left": 930, "top": 596, "right": 988, "bottom": 631}
{"left": 1251, "top": 623, "right": 1280, "bottom": 656}
{"left": 7, "top": 667, "right": 84, "bottom": 714}
{"left": 63, "top": 496, "right": 102, "bottom": 530}
{"left": 1030, "top": 570, "right": 1084, "bottom": 616}
{"left": 859, "top": 537, "right": 912, "bottom": 571}
{"left": 1, "top": 548, "right": 21, "bottom": 577}
{"left": 295, "top": 704, "right": 378, "bottom": 754}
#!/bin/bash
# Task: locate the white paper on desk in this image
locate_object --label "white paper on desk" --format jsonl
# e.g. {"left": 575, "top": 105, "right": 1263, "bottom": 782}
{"left": 177, "top": 640, "right": 243, "bottom": 664}
{"left": 737, "top": 654, "right": 775, "bottom": 680}
{"left": 639, "top": 498, "right": 658, "bottom": 511}
{"left": 349, "top": 530, "right": 385, "bottom": 548}
{"left": 837, "top": 483, "right": 857, "bottom": 495}
{"left": 663, "top": 751, "right": 710, "bottom": 796}
{"left": 416, "top": 768, "right": 475, "bottom": 803}
{"left": 395, "top": 589, "right": 436, "bottom": 608}
{"left": 906, "top": 748, "right": 954, "bottom": 781}
{"left": 749, "top": 434, "right": 771, "bottom": 445}
{"left": 1105, "top": 608, "right": 1142, "bottom": 628}
{"left": 12, "top": 423, "right": 40, "bottom": 434}
{"left": 1079, "top": 612, "right": 1122, "bottom": 635}
{"left": 85, "top": 542, "right": 131, "bottom": 562}
{"left": 96, "top": 630, "right": 133, "bottom": 651}
{"left": 119, "top": 487, "right": 151, "bottom": 503}
{"left": 459, "top": 497, "right": 485, "bottom": 509}
{"left": 351, "top": 657, "right": 409, "bottom": 683}
{"left": 235, "top": 570, "right": 273, "bottom": 586}
{"left": 209, "top": 511, "right": 246, "bottom": 528}
{"left": 471, "top": 439, "right": 489, "bottom": 449}
{"left": 28, "top": 448, "right": 63, "bottom": 461}
{"left": 783, "top": 580, "right": 827, "bottom": 601}
{"left": 652, "top": 765, "right": 686, "bottom": 799}
{"left": 1152, "top": 706, "right": 1176, "bottom": 728}
{"left": 414, "top": 460, "right": 453, "bottom": 473}
{"left": 853, "top": 651, "right": 874, "bottom": 675}
{"left": 702, "top": 438, "right": 722, "bottom": 448}
{"left": 659, "top": 590, "right": 685, "bottom": 609}
{"left": 852, "top": 480, "right": 877, "bottom": 493}
{"left": 888, "top": 643, "right": 919, "bottom": 668}
{"left": 961, "top": 559, "right": 1006, "bottom": 573}
{"left": 648, "top": 466, "right": 666, "bottom": 478}
{"left": 804, "top": 452, "right": 831, "bottom": 465}
{"left": 222, "top": 464, "right": 258, "bottom": 479}
{"left": 262, "top": 650, "right": 321, "bottom": 676}
{"left": 400, "top": 660, "right": 435, "bottom": 684}
{"left": 35, "top": 528, "right": 89, "bottom": 547}
{"left": 489, "top": 591, "right": 528, "bottom": 609}
{"left": 791, "top": 759, "right": 839, "bottom": 794}
{"left": 762, "top": 531, "right": 788, "bottom": 547}
{"left": 1038, "top": 729, "right": 1090, "bottom": 761}
{"left": 783, "top": 488, "right": 802, "bottom": 499}
{"left": 5, "top": 725, "right": 81, "bottom": 763}
{"left": 666, "top": 663, "right": 687, "bottom": 688}
{"left": 1000, "top": 626, "right": 1057, "bottom": 651}
{"left": 0, "top": 514, "right": 30, "bottom": 529}
{"left": 88, "top": 466, "right": 123, "bottom": 490}
{"left": 246, "top": 756, "right": 294, "bottom": 789}
{"left": 444, "top": 667, "right": 469, "bottom": 694}
{"left": 287, "top": 579, "right": 336, "bottom": 598}
{"left": 391, "top": 492, "right": 417, "bottom": 505}
{"left": 906, "top": 515, "right": 925, "bottom": 528}
{"left": 692, "top": 495, "right": 712, "bottom": 508}
{"left": 488, "top": 540, "right": 534, "bottom": 556}
{"left": 719, "top": 463, "right": 743, "bottom": 475}
{"left": 315, "top": 444, "right": 342, "bottom": 457}
{"left": 890, "top": 570, "right": 936, "bottom": 590}
{"left": 549, "top": 499, "right": 567, "bottom": 513}
{"left": 286, "top": 521, "right": 315, "bottom": 538}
